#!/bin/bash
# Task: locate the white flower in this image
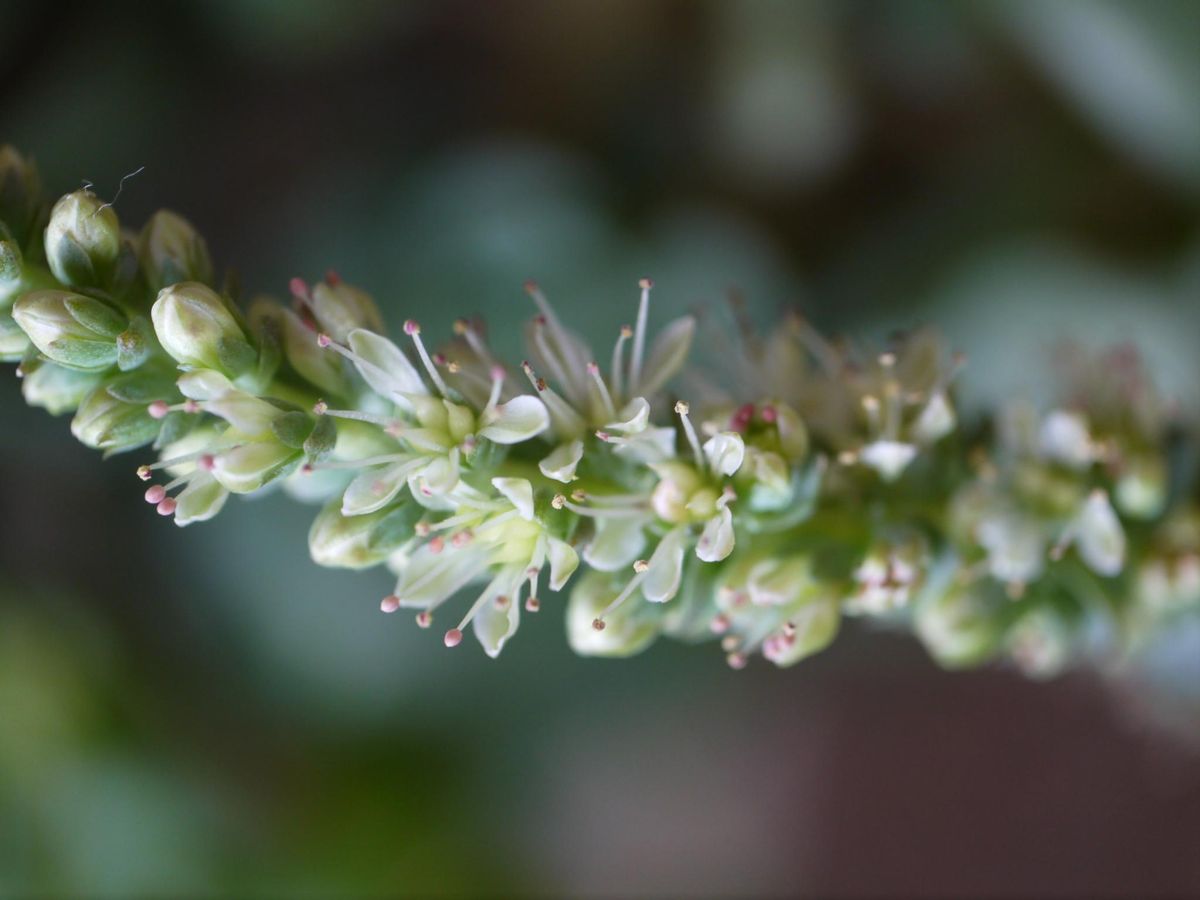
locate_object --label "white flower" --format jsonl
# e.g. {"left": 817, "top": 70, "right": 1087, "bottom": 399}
{"left": 382, "top": 478, "right": 579, "bottom": 657}
{"left": 1074, "top": 489, "right": 1125, "bottom": 577}
{"left": 1037, "top": 410, "right": 1094, "bottom": 470}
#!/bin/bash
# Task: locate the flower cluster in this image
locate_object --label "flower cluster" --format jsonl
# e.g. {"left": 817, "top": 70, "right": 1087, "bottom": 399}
{"left": 2, "top": 144, "right": 1197, "bottom": 672}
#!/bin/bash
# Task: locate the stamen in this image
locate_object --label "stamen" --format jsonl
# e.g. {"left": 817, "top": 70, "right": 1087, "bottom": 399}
{"left": 675, "top": 400, "right": 705, "bottom": 470}
{"left": 532, "top": 319, "right": 579, "bottom": 405}
{"left": 861, "top": 395, "right": 881, "bottom": 435}
{"left": 594, "top": 564, "right": 650, "bottom": 626}
{"left": 404, "top": 320, "right": 452, "bottom": 398}
{"left": 726, "top": 652, "right": 748, "bottom": 670}
{"left": 310, "top": 453, "right": 412, "bottom": 471}
{"left": 380, "top": 595, "right": 401, "bottom": 613}
{"left": 611, "top": 325, "right": 632, "bottom": 403}
{"left": 456, "top": 317, "right": 501, "bottom": 370}
{"left": 416, "top": 611, "right": 432, "bottom": 628}
{"left": 484, "top": 365, "right": 505, "bottom": 416}
{"left": 525, "top": 595, "right": 540, "bottom": 612}
{"left": 289, "top": 277, "right": 310, "bottom": 301}
{"left": 144, "top": 485, "right": 166, "bottom": 504}
{"left": 630, "top": 278, "right": 652, "bottom": 393}
{"left": 142, "top": 446, "right": 228, "bottom": 473}
{"left": 556, "top": 496, "right": 647, "bottom": 519}
{"left": 790, "top": 314, "right": 842, "bottom": 375}
{"left": 587, "top": 361, "right": 617, "bottom": 420}
{"left": 444, "top": 628, "right": 463, "bottom": 648}
{"left": 156, "top": 497, "right": 177, "bottom": 517}
{"left": 318, "top": 334, "right": 417, "bottom": 406}
{"left": 148, "top": 400, "right": 171, "bottom": 420}
{"left": 521, "top": 361, "right": 585, "bottom": 433}
{"left": 454, "top": 572, "right": 510, "bottom": 634}
{"left": 317, "top": 406, "right": 393, "bottom": 427}
{"left": 884, "top": 382, "right": 901, "bottom": 441}
{"left": 710, "top": 613, "right": 731, "bottom": 634}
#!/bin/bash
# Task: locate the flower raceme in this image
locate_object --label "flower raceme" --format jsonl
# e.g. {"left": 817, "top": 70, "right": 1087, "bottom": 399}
{"left": 2, "top": 143, "right": 1197, "bottom": 675}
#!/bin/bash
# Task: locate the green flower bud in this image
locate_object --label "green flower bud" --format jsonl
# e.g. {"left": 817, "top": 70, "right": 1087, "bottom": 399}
{"left": 308, "top": 276, "right": 383, "bottom": 343}
{"left": 44, "top": 190, "right": 121, "bottom": 288}
{"left": 307, "top": 500, "right": 398, "bottom": 569}
{"left": 0, "top": 232, "right": 20, "bottom": 290}
{"left": 21, "top": 361, "right": 105, "bottom": 415}
{"left": 0, "top": 145, "right": 41, "bottom": 246}
{"left": 70, "top": 384, "right": 159, "bottom": 453}
{"left": 151, "top": 282, "right": 255, "bottom": 375}
{"left": 12, "top": 289, "right": 127, "bottom": 371}
{"left": 139, "top": 209, "right": 214, "bottom": 292}
{"left": 0, "top": 310, "right": 31, "bottom": 361}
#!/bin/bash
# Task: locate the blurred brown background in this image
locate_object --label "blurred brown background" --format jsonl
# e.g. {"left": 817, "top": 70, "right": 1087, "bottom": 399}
{"left": 1, "top": 1, "right": 1198, "bottom": 896}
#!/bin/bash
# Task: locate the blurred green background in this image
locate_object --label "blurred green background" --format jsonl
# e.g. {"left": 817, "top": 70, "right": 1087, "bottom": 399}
{"left": 1, "top": 1, "right": 1199, "bottom": 896}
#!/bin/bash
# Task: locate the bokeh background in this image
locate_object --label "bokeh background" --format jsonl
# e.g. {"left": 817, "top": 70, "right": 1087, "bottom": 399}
{"left": 2, "top": 1, "right": 1199, "bottom": 896}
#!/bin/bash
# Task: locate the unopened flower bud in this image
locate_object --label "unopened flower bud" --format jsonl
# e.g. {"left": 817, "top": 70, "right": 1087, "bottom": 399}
{"left": 21, "top": 361, "right": 104, "bottom": 415}
{"left": 151, "top": 282, "right": 255, "bottom": 374}
{"left": 0, "top": 311, "right": 29, "bottom": 361}
{"left": 138, "top": 209, "right": 214, "bottom": 292}
{"left": 0, "top": 145, "right": 42, "bottom": 246}
{"left": 308, "top": 278, "right": 384, "bottom": 343}
{"left": 0, "top": 234, "right": 20, "bottom": 293}
{"left": 307, "top": 501, "right": 396, "bottom": 570}
{"left": 44, "top": 190, "right": 121, "bottom": 288}
{"left": 70, "top": 384, "right": 160, "bottom": 452}
{"left": 12, "top": 289, "right": 127, "bottom": 371}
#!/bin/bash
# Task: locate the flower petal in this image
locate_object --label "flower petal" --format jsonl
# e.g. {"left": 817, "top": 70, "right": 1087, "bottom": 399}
{"left": 547, "top": 537, "right": 580, "bottom": 591}
{"left": 912, "top": 391, "right": 956, "bottom": 444}
{"left": 347, "top": 328, "right": 427, "bottom": 403}
{"left": 173, "top": 472, "right": 229, "bottom": 526}
{"left": 177, "top": 370, "right": 235, "bottom": 400}
{"left": 584, "top": 516, "right": 647, "bottom": 572}
{"left": 539, "top": 440, "right": 584, "bottom": 483}
{"left": 763, "top": 598, "right": 841, "bottom": 667}
{"left": 859, "top": 440, "right": 917, "bottom": 481}
{"left": 212, "top": 440, "right": 297, "bottom": 493}
{"left": 636, "top": 315, "right": 695, "bottom": 396}
{"left": 606, "top": 397, "right": 650, "bottom": 434}
{"left": 479, "top": 394, "right": 549, "bottom": 444}
{"left": 341, "top": 458, "right": 422, "bottom": 516}
{"left": 394, "top": 543, "right": 490, "bottom": 608}
{"left": 613, "top": 426, "right": 676, "bottom": 464}
{"left": 695, "top": 506, "right": 735, "bottom": 562}
{"left": 702, "top": 431, "right": 745, "bottom": 477}
{"left": 204, "top": 393, "right": 284, "bottom": 437}
{"left": 473, "top": 585, "right": 521, "bottom": 659}
{"left": 491, "top": 476, "right": 535, "bottom": 520}
{"left": 1037, "top": 409, "right": 1093, "bottom": 469}
{"left": 566, "top": 570, "right": 659, "bottom": 657}
{"left": 413, "top": 451, "right": 460, "bottom": 497}
{"left": 642, "top": 527, "right": 686, "bottom": 603}
{"left": 1076, "top": 490, "right": 1126, "bottom": 577}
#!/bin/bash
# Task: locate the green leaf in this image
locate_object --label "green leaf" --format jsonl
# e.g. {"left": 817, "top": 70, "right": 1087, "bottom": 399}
{"left": 153, "top": 410, "right": 196, "bottom": 450}
{"left": 271, "top": 411, "right": 314, "bottom": 449}
{"left": 367, "top": 501, "right": 422, "bottom": 553}
{"left": 216, "top": 335, "right": 256, "bottom": 376}
{"left": 303, "top": 413, "right": 337, "bottom": 460}
{"left": 105, "top": 370, "right": 177, "bottom": 404}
